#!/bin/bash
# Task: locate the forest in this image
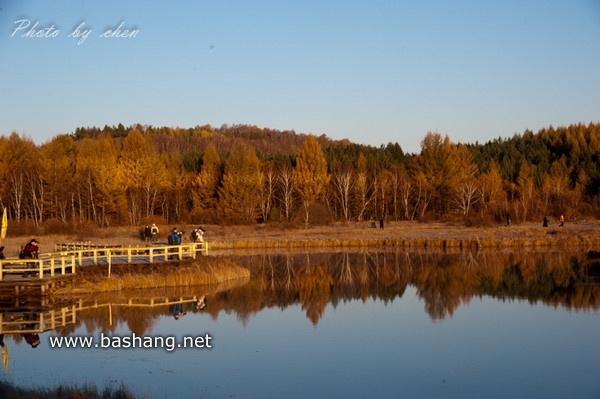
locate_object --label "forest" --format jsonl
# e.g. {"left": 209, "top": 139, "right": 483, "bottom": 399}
{"left": 0, "top": 121, "right": 599, "bottom": 232}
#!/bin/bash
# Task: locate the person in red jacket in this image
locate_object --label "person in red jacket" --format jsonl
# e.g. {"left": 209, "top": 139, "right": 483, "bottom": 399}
{"left": 20, "top": 239, "right": 39, "bottom": 259}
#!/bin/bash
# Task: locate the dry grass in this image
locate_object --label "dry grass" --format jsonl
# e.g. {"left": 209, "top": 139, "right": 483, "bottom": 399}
{"left": 0, "top": 381, "right": 140, "bottom": 399}
{"left": 3, "top": 219, "right": 600, "bottom": 256}
{"left": 204, "top": 219, "right": 600, "bottom": 250}
{"left": 51, "top": 258, "right": 250, "bottom": 295}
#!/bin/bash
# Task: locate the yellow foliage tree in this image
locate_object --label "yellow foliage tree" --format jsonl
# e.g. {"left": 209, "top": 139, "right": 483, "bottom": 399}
{"left": 40, "top": 135, "right": 77, "bottom": 222}
{"left": 75, "top": 135, "right": 123, "bottom": 226}
{"left": 293, "top": 135, "right": 330, "bottom": 226}
{"left": 193, "top": 144, "right": 221, "bottom": 214}
{"left": 218, "top": 141, "right": 262, "bottom": 223}
{"left": 119, "top": 129, "right": 169, "bottom": 224}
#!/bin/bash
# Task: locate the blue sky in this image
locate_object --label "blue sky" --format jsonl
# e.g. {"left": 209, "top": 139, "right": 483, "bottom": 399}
{"left": 1, "top": 0, "right": 599, "bottom": 154}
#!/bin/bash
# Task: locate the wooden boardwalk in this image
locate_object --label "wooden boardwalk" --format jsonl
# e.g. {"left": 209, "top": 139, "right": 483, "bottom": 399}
{"left": 0, "top": 242, "right": 208, "bottom": 283}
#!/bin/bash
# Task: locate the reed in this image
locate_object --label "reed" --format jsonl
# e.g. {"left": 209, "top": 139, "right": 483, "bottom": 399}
{"left": 209, "top": 233, "right": 600, "bottom": 250}
{"left": 0, "top": 381, "right": 140, "bottom": 399}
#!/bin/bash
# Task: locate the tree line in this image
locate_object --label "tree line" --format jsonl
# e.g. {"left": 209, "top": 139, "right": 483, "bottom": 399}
{"left": 0, "top": 121, "right": 599, "bottom": 229}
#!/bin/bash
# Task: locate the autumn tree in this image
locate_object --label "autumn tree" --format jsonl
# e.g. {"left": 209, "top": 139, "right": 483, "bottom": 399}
{"left": 276, "top": 161, "right": 296, "bottom": 221}
{"left": 218, "top": 141, "right": 262, "bottom": 223}
{"left": 192, "top": 143, "right": 221, "bottom": 219}
{"left": 0, "top": 133, "right": 41, "bottom": 222}
{"left": 375, "top": 169, "right": 394, "bottom": 220}
{"left": 476, "top": 159, "right": 504, "bottom": 221}
{"left": 353, "top": 153, "right": 374, "bottom": 221}
{"left": 259, "top": 162, "right": 276, "bottom": 222}
{"left": 395, "top": 168, "right": 414, "bottom": 221}
{"left": 75, "top": 135, "right": 123, "bottom": 226}
{"left": 293, "top": 135, "right": 330, "bottom": 226}
{"left": 330, "top": 162, "right": 355, "bottom": 222}
{"left": 541, "top": 158, "right": 570, "bottom": 214}
{"left": 40, "top": 135, "right": 77, "bottom": 222}
{"left": 412, "top": 132, "right": 478, "bottom": 218}
{"left": 516, "top": 162, "right": 536, "bottom": 222}
{"left": 119, "top": 129, "right": 168, "bottom": 225}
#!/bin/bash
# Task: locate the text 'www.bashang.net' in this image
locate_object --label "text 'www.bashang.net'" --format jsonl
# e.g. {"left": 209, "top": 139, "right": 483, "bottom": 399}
{"left": 48, "top": 333, "right": 212, "bottom": 352}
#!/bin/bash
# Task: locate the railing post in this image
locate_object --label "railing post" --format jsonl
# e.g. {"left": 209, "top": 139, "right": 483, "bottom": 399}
{"left": 107, "top": 249, "right": 112, "bottom": 278}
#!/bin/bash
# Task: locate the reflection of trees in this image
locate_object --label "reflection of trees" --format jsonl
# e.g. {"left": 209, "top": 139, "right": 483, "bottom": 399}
{"left": 413, "top": 254, "right": 478, "bottom": 321}
{"left": 223, "top": 250, "right": 600, "bottom": 325}
{"left": 13, "top": 250, "right": 600, "bottom": 336}
{"left": 296, "top": 254, "right": 332, "bottom": 326}
{"left": 334, "top": 251, "right": 355, "bottom": 295}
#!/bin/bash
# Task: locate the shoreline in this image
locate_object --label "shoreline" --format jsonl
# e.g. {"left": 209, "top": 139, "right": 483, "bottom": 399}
{"left": 1, "top": 220, "right": 599, "bottom": 255}
{"left": 207, "top": 220, "right": 600, "bottom": 250}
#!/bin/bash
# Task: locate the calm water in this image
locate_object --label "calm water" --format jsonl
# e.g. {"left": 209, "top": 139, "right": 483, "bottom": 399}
{"left": 1, "top": 249, "right": 599, "bottom": 399}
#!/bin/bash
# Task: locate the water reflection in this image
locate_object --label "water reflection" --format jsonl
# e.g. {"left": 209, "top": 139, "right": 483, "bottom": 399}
{"left": 222, "top": 249, "right": 600, "bottom": 324}
{"left": 0, "top": 249, "right": 598, "bottom": 347}
{"left": 0, "top": 277, "right": 249, "bottom": 369}
{"left": 0, "top": 250, "right": 599, "bottom": 399}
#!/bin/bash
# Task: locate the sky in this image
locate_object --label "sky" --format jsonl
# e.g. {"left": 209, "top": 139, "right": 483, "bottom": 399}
{"left": 0, "top": 1, "right": 599, "bottom": 154}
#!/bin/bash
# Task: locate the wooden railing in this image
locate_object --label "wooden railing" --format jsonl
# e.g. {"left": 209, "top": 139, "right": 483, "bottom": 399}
{"left": 0, "top": 242, "right": 208, "bottom": 281}
{"left": 50, "top": 242, "right": 208, "bottom": 266}
{"left": 0, "top": 255, "right": 76, "bottom": 281}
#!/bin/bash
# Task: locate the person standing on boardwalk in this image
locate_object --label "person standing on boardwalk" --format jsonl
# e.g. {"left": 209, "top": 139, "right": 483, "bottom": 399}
{"left": 559, "top": 214, "right": 565, "bottom": 227}
{"left": 150, "top": 223, "right": 159, "bottom": 243}
{"left": 379, "top": 217, "right": 384, "bottom": 229}
{"left": 144, "top": 225, "right": 151, "bottom": 242}
{"left": 543, "top": 215, "right": 549, "bottom": 227}
{"left": 168, "top": 228, "right": 181, "bottom": 245}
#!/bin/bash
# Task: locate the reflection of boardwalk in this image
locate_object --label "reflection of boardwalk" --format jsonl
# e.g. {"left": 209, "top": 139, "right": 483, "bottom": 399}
{"left": 76, "top": 295, "right": 202, "bottom": 310}
{"left": 0, "top": 295, "right": 202, "bottom": 334}
{"left": 0, "top": 242, "right": 208, "bottom": 283}
{"left": 0, "top": 306, "right": 77, "bottom": 334}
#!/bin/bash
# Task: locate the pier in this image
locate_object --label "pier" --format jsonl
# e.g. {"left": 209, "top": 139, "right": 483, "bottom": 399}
{"left": 0, "top": 242, "right": 208, "bottom": 285}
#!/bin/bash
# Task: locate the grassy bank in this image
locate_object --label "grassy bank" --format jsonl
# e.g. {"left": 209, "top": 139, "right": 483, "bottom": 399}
{"left": 50, "top": 257, "right": 250, "bottom": 295}
{"left": 205, "top": 220, "right": 600, "bottom": 250}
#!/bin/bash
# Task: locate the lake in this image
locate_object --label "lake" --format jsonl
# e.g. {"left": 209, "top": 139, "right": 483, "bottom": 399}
{"left": 1, "top": 249, "right": 599, "bottom": 398}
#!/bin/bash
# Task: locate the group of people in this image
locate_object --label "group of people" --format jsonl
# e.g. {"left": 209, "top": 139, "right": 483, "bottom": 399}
{"left": 141, "top": 223, "right": 160, "bottom": 243}
{"left": 542, "top": 214, "right": 565, "bottom": 228}
{"left": 140, "top": 224, "right": 206, "bottom": 245}
{"left": 504, "top": 214, "right": 566, "bottom": 228}
{"left": 171, "top": 296, "right": 206, "bottom": 320}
